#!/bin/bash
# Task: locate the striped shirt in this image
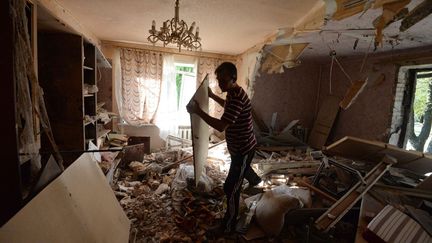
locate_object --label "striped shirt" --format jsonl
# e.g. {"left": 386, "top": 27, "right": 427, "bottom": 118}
{"left": 221, "top": 86, "right": 257, "bottom": 155}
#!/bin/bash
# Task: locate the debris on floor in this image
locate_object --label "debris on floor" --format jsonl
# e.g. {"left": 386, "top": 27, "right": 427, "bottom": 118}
{"left": 107, "top": 134, "right": 431, "bottom": 242}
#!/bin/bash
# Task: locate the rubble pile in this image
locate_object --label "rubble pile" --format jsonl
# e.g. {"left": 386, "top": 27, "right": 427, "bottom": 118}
{"left": 113, "top": 148, "right": 228, "bottom": 242}
{"left": 108, "top": 135, "right": 431, "bottom": 242}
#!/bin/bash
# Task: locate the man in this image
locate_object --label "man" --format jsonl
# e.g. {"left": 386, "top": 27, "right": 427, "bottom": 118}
{"left": 187, "top": 62, "right": 261, "bottom": 233}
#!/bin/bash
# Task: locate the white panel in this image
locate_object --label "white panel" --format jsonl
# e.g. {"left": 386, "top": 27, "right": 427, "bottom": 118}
{"left": 190, "top": 74, "right": 209, "bottom": 186}
{"left": 0, "top": 153, "right": 130, "bottom": 243}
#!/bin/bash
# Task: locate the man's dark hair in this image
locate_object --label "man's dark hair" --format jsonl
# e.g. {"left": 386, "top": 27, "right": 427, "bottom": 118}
{"left": 215, "top": 62, "right": 237, "bottom": 82}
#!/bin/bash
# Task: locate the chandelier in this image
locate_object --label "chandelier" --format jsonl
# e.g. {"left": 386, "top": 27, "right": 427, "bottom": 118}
{"left": 148, "top": 0, "right": 201, "bottom": 51}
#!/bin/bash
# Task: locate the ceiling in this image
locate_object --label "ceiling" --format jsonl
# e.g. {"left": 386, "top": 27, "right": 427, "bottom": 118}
{"left": 297, "top": 0, "right": 432, "bottom": 59}
{"left": 52, "top": 0, "right": 321, "bottom": 55}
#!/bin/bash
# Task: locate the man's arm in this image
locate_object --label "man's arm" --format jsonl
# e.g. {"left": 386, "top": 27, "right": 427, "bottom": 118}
{"left": 187, "top": 100, "right": 229, "bottom": 132}
{"left": 209, "top": 88, "right": 225, "bottom": 107}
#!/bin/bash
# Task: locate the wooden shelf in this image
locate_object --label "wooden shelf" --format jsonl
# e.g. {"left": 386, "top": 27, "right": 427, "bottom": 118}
{"left": 97, "top": 129, "right": 111, "bottom": 139}
{"left": 84, "top": 93, "right": 94, "bottom": 97}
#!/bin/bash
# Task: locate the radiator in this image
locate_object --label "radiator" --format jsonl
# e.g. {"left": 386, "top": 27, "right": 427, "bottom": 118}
{"left": 178, "top": 125, "right": 192, "bottom": 140}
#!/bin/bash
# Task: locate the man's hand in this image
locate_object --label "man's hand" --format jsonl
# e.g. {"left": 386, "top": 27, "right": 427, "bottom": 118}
{"left": 186, "top": 99, "right": 200, "bottom": 114}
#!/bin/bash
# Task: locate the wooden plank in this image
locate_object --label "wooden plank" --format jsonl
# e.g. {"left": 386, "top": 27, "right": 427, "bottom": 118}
{"left": 374, "top": 183, "right": 432, "bottom": 199}
{"left": 308, "top": 95, "right": 341, "bottom": 149}
{"left": 325, "top": 136, "right": 386, "bottom": 160}
{"left": 397, "top": 153, "right": 432, "bottom": 175}
{"left": 295, "top": 179, "right": 337, "bottom": 203}
{"left": 339, "top": 79, "right": 367, "bottom": 109}
{"left": 400, "top": 0, "right": 432, "bottom": 31}
{"left": 315, "top": 160, "right": 390, "bottom": 232}
{"left": 0, "top": 153, "right": 130, "bottom": 242}
{"left": 325, "top": 136, "right": 432, "bottom": 173}
{"left": 190, "top": 74, "right": 210, "bottom": 186}
{"left": 379, "top": 144, "right": 422, "bottom": 163}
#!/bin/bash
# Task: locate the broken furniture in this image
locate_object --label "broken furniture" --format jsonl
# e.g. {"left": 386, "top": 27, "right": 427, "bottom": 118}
{"left": 317, "top": 136, "right": 432, "bottom": 236}
{"left": 127, "top": 136, "right": 151, "bottom": 154}
{"left": 166, "top": 135, "right": 192, "bottom": 150}
{"left": 315, "top": 155, "right": 395, "bottom": 232}
{"left": 312, "top": 153, "right": 365, "bottom": 198}
{"left": 0, "top": 153, "right": 130, "bottom": 243}
{"left": 324, "top": 136, "right": 432, "bottom": 175}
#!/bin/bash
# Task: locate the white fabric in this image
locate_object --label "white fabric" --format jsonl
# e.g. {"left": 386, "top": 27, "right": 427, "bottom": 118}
{"left": 120, "top": 48, "right": 163, "bottom": 125}
{"left": 255, "top": 185, "right": 300, "bottom": 236}
{"left": 112, "top": 49, "right": 123, "bottom": 120}
{"left": 154, "top": 54, "right": 178, "bottom": 140}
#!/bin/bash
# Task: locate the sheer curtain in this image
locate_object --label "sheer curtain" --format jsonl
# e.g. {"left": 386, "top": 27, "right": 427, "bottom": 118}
{"left": 119, "top": 48, "right": 163, "bottom": 125}
{"left": 154, "top": 54, "right": 177, "bottom": 140}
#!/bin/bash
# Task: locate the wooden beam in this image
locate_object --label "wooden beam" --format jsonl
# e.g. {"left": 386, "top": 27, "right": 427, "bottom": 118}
{"left": 295, "top": 179, "right": 338, "bottom": 203}
{"left": 400, "top": 0, "right": 432, "bottom": 31}
{"left": 315, "top": 160, "right": 391, "bottom": 232}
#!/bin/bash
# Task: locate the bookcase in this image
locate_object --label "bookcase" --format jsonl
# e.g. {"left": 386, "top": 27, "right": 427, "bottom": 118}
{"left": 38, "top": 32, "right": 110, "bottom": 165}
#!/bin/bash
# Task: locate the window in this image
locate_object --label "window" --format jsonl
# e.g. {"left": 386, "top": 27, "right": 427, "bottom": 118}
{"left": 394, "top": 68, "right": 432, "bottom": 152}
{"left": 174, "top": 63, "right": 196, "bottom": 126}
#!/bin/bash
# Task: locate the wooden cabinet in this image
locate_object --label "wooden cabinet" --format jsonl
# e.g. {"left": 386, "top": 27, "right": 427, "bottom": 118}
{"left": 83, "top": 42, "right": 98, "bottom": 147}
{"left": 38, "top": 33, "right": 107, "bottom": 165}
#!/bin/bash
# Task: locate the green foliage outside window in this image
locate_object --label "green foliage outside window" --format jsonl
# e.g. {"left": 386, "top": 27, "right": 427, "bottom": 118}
{"left": 175, "top": 65, "right": 194, "bottom": 109}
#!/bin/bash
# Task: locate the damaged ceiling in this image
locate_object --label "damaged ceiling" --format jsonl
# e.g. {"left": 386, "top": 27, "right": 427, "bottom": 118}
{"left": 297, "top": 0, "right": 432, "bottom": 59}
{"left": 46, "top": 0, "right": 432, "bottom": 58}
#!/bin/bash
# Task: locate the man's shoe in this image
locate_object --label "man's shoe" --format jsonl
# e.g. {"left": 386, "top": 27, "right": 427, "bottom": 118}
{"left": 248, "top": 177, "right": 262, "bottom": 188}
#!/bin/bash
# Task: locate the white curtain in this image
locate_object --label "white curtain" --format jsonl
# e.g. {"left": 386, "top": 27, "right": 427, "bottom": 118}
{"left": 113, "top": 49, "right": 123, "bottom": 120}
{"left": 120, "top": 48, "right": 163, "bottom": 125}
{"left": 154, "top": 54, "right": 178, "bottom": 140}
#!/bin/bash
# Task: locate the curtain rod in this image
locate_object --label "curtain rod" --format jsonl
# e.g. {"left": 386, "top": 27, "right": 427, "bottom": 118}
{"left": 102, "top": 40, "right": 238, "bottom": 61}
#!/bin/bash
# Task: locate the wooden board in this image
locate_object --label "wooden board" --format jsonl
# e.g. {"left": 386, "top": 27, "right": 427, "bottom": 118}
{"left": 325, "top": 136, "right": 386, "bottom": 159}
{"left": 339, "top": 79, "right": 367, "bottom": 109}
{"left": 0, "top": 153, "right": 130, "bottom": 243}
{"left": 398, "top": 153, "right": 432, "bottom": 175}
{"left": 190, "top": 74, "right": 209, "bottom": 186}
{"left": 315, "top": 161, "right": 389, "bottom": 232}
{"left": 308, "top": 95, "right": 340, "bottom": 149}
{"left": 325, "top": 136, "right": 432, "bottom": 174}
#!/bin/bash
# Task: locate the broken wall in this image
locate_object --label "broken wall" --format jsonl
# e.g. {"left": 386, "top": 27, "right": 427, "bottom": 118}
{"left": 317, "top": 46, "right": 432, "bottom": 143}
{"left": 251, "top": 61, "right": 321, "bottom": 131}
